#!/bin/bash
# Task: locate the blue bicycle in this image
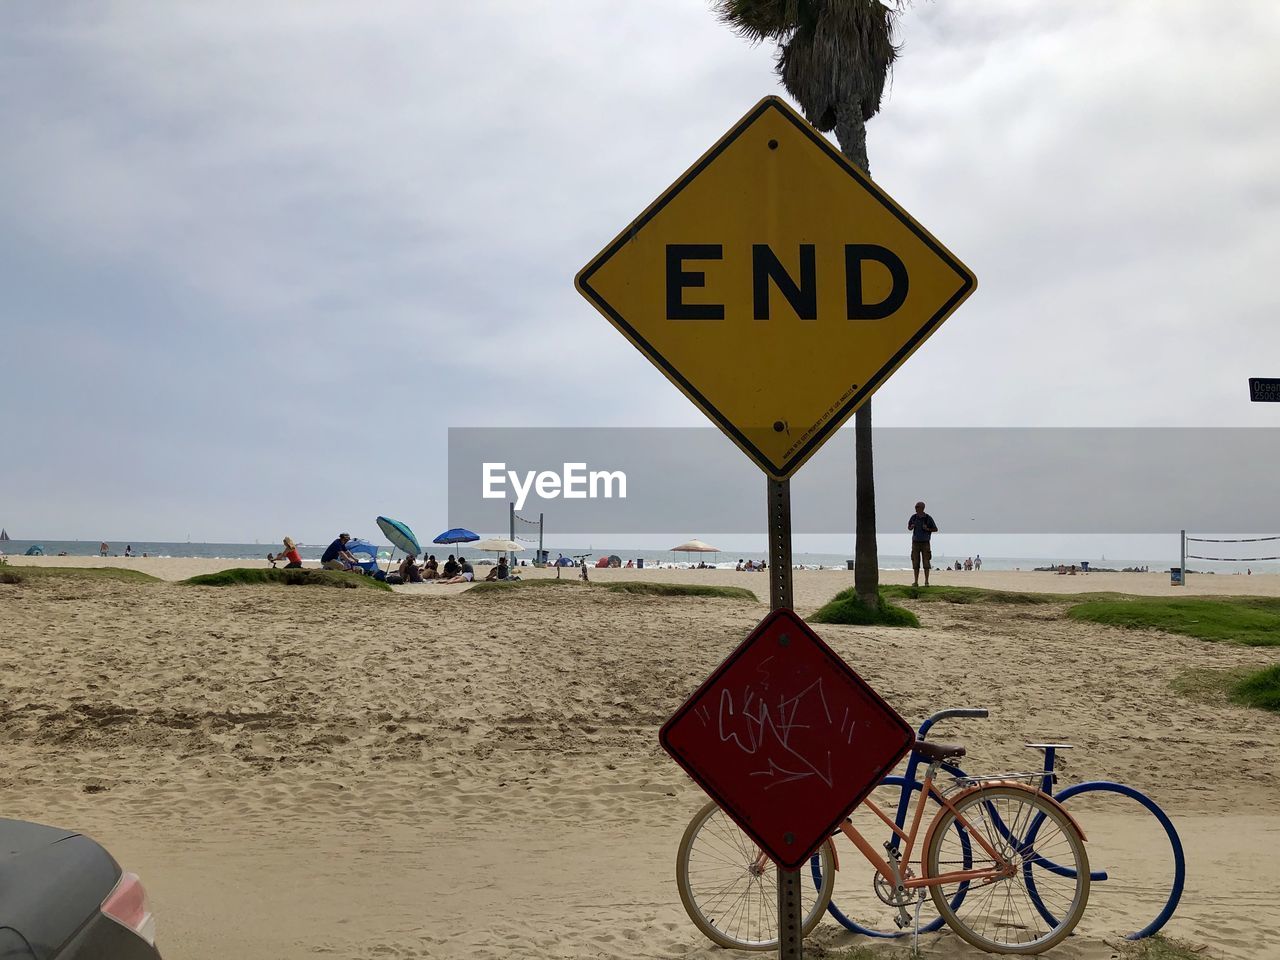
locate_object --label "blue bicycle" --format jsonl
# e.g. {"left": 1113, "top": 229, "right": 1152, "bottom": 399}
{"left": 813, "top": 707, "right": 1185, "bottom": 942}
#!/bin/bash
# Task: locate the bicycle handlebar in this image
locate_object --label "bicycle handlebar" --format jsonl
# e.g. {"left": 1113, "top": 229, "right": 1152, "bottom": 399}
{"left": 918, "top": 707, "right": 989, "bottom": 739}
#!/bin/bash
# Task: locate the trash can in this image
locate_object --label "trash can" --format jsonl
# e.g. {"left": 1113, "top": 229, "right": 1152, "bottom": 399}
{"left": 1170, "top": 567, "right": 1183, "bottom": 586}
{"left": 846, "top": 560, "right": 855, "bottom": 570}
{"left": 637, "top": 557, "right": 644, "bottom": 569}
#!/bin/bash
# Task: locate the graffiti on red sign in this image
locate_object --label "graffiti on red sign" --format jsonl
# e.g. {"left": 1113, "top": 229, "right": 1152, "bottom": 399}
{"left": 694, "top": 670, "right": 854, "bottom": 790}
{"left": 660, "top": 609, "right": 914, "bottom": 869}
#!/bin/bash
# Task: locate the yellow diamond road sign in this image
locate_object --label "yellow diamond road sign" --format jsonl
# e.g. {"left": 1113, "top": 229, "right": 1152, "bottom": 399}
{"left": 575, "top": 96, "right": 977, "bottom": 480}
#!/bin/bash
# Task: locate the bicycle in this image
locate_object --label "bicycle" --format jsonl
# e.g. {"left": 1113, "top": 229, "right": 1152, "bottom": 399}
{"left": 677, "top": 733, "right": 1090, "bottom": 954}
{"left": 815, "top": 708, "right": 1184, "bottom": 942}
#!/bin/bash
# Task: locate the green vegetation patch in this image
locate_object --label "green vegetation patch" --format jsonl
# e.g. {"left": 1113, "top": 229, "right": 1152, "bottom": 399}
{"left": 0, "top": 566, "right": 160, "bottom": 585}
{"left": 1230, "top": 663, "right": 1280, "bottom": 712}
{"left": 810, "top": 588, "right": 919, "bottom": 627}
{"left": 1067, "top": 597, "right": 1280, "bottom": 646}
{"left": 1170, "top": 667, "right": 1240, "bottom": 706}
{"left": 464, "top": 578, "right": 583, "bottom": 595}
{"left": 181, "top": 568, "right": 391, "bottom": 591}
{"left": 881, "top": 584, "right": 1070, "bottom": 605}
{"left": 604, "top": 582, "right": 758, "bottom": 601}
{"left": 1114, "top": 934, "right": 1218, "bottom": 960}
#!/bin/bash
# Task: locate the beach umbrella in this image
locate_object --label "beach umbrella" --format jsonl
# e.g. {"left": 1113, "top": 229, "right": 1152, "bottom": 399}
{"left": 472, "top": 538, "right": 523, "bottom": 553}
{"left": 670, "top": 539, "right": 722, "bottom": 565}
{"left": 433, "top": 528, "right": 479, "bottom": 544}
{"left": 376, "top": 516, "right": 421, "bottom": 573}
{"left": 433, "top": 527, "right": 479, "bottom": 561}
{"left": 472, "top": 538, "right": 524, "bottom": 563}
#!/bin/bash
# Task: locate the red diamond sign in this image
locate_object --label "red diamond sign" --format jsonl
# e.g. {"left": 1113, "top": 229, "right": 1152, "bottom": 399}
{"left": 659, "top": 609, "right": 914, "bottom": 869}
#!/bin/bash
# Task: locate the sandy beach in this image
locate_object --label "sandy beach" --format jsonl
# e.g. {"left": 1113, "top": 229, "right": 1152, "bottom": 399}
{"left": 2, "top": 557, "right": 1277, "bottom": 958}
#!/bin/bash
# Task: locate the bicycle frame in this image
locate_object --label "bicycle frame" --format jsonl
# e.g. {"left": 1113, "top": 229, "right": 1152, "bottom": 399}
{"left": 768, "top": 764, "right": 1016, "bottom": 890}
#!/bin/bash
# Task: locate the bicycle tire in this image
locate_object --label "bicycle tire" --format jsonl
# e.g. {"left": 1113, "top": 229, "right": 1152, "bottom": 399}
{"left": 810, "top": 776, "right": 970, "bottom": 937}
{"left": 677, "top": 799, "right": 835, "bottom": 951}
{"left": 926, "top": 785, "right": 1089, "bottom": 954}
{"left": 1024, "top": 781, "right": 1184, "bottom": 940}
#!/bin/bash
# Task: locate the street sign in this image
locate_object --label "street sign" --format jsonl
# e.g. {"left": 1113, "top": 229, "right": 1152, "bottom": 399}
{"left": 1249, "top": 378, "right": 1280, "bottom": 402}
{"left": 659, "top": 608, "right": 914, "bottom": 870}
{"left": 576, "top": 95, "right": 976, "bottom": 479}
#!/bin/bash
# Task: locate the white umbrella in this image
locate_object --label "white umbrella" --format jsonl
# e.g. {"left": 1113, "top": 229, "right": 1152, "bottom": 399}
{"left": 473, "top": 539, "right": 524, "bottom": 553}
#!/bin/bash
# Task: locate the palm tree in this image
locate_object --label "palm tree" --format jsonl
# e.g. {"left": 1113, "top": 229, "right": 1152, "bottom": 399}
{"left": 714, "top": 0, "right": 904, "bottom": 610}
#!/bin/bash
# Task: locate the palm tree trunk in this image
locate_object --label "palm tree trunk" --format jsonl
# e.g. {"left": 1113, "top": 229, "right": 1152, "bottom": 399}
{"left": 834, "top": 102, "right": 880, "bottom": 610}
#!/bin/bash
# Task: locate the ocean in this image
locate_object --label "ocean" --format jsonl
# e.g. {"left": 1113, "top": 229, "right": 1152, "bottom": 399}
{"left": 0, "top": 538, "right": 1259, "bottom": 574}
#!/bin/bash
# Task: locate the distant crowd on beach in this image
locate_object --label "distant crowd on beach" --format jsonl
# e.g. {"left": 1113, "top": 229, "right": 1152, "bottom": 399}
{"left": 266, "top": 532, "right": 523, "bottom": 585}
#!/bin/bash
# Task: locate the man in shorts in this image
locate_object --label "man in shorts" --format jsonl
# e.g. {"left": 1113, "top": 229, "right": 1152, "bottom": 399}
{"left": 908, "top": 501, "right": 938, "bottom": 587}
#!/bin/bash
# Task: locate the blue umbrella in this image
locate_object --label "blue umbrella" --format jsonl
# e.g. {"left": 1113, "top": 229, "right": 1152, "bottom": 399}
{"left": 433, "top": 528, "right": 479, "bottom": 545}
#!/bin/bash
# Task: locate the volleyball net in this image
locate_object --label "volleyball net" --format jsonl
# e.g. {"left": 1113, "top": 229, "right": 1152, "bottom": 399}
{"left": 1183, "top": 533, "right": 1280, "bottom": 563}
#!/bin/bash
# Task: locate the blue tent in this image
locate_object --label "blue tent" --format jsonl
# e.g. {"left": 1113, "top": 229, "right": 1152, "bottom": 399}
{"left": 344, "top": 539, "right": 381, "bottom": 575}
{"left": 24, "top": 545, "right": 44, "bottom": 556}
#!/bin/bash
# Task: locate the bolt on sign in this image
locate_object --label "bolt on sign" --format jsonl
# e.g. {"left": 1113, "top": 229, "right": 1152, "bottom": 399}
{"left": 660, "top": 609, "right": 914, "bottom": 869}
{"left": 576, "top": 96, "right": 977, "bottom": 480}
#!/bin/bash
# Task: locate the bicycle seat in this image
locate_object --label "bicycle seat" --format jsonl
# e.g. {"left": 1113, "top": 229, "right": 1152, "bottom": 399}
{"left": 914, "top": 740, "right": 965, "bottom": 762}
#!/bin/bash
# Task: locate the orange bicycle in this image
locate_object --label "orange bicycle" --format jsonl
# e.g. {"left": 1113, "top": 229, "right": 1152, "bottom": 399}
{"left": 677, "top": 738, "right": 1090, "bottom": 954}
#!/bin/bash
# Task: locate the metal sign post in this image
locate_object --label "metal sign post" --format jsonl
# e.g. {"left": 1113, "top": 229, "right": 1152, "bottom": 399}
{"left": 590, "top": 96, "right": 970, "bottom": 960}
{"left": 768, "top": 477, "right": 800, "bottom": 959}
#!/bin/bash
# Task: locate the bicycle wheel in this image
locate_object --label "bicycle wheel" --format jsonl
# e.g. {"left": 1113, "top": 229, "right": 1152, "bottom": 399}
{"left": 812, "top": 777, "right": 970, "bottom": 938}
{"left": 1042, "top": 782, "right": 1184, "bottom": 940}
{"left": 677, "top": 800, "right": 835, "bottom": 951}
{"left": 926, "top": 785, "right": 1089, "bottom": 954}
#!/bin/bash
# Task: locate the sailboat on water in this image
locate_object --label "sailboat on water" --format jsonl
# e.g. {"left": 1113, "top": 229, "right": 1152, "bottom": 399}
{"left": 0, "top": 529, "right": 9, "bottom": 541}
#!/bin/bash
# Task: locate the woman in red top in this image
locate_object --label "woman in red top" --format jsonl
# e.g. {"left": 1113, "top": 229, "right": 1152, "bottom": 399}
{"left": 269, "top": 537, "right": 303, "bottom": 569}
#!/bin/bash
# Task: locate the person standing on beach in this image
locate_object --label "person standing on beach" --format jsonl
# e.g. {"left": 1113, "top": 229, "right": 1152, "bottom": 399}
{"left": 908, "top": 501, "right": 938, "bottom": 587}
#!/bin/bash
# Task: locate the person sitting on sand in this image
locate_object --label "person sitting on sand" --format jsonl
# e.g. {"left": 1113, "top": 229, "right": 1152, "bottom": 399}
{"left": 484, "top": 558, "right": 510, "bottom": 582}
{"left": 440, "top": 557, "right": 475, "bottom": 584}
{"left": 398, "top": 553, "right": 424, "bottom": 583}
{"left": 423, "top": 554, "right": 439, "bottom": 579}
{"left": 321, "top": 533, "right": 360, "bottom": 571}
{"left": 268, "top": 537, "right": 303, "bottom": 569}
{"left": 441, "top": 554, "right": 459, "bottom": 578}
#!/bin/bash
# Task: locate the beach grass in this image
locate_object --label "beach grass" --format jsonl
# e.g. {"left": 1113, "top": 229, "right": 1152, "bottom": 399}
{"left": 0, "top": 566, "right": 161, "bottom": 585}
{"left": 604, "top": 582, "right": 758, "bottom": 600}
{"left": 1170, "top": 667, "right": 1241, "bottom": 705}
{"left": 1067, "top": 597, "right": 1280, "bottom": 646}
{"left": 1229, "top": 663, "right": 1280, "bottom": 711}
{"left": 815, "top": 946, "right": 898, "bottom": 960}
{"left": 811, "top": 588, "right": 919, "bottom": 627}
{"left": 465, "top": 579, "right": 584, "bottom": 595}
{"left": 1113, "top": 935, "right": 1216, "bottom": 959}
{"left": 181, "top": 568, "right": 392, "bottom": 591}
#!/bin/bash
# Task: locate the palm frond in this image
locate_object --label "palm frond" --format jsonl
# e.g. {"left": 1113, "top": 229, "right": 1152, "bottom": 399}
{"left": 710, "top": 0, "right": 802, "bottom": 43}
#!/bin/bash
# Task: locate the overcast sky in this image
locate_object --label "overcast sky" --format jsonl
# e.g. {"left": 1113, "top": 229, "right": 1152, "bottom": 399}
{"left": 4, "top": 1, "right": 1279, "bottom": 546}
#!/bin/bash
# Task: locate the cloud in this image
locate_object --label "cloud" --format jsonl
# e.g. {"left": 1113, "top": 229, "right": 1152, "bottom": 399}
{"left": 2, "top": 1, "right": 1278, "bottom": 540}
